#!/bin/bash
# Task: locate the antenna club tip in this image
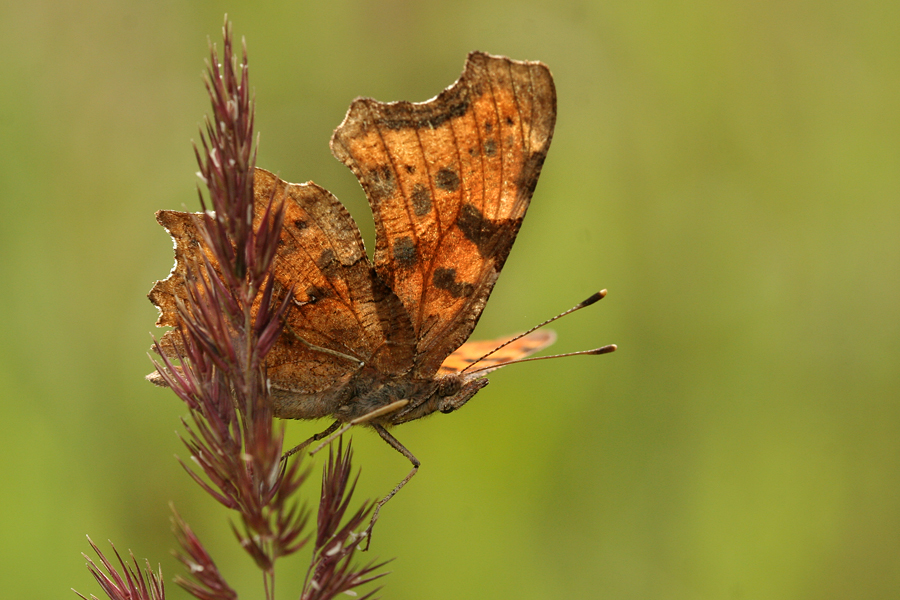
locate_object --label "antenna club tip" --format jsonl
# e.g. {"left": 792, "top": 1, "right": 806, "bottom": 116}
{"left": 592, "top": 344, "right": 617, "bottom": 355}
{"left": 579, "top": 289, "right": 608, "bottom": 308}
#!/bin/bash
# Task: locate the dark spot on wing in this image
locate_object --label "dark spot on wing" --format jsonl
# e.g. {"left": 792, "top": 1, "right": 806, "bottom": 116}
{"left": 293, "top": 219, "right": 308, "bottom": 231}
{"left": 484, "top": 138, "right": 496, "bottom": 157}
{"left": 404, "top": 164, "right": 416, "bottom": 174}
{"left": 368, "top": 165, "right": 395, "bottom": 199}
{"left": 317, "top": 248, "right": 338, "bottom": 273}
{"left": 456, "top": 203, "right": 500, "bottom": 257}
{"left": 505, "top": 116, "right": 514, "bottom": 126}
{"left": 435, "top": 167, "right": 460, "bottom": 192}
{"left": 433, "top": 267, "right": 474, "bottom": 298}
{"left": 411, "top": 183, "right": 432, "bottom": 217}
{"left": 393, "top": 236, "right": 417, "bottom": 269}
{"left": 378, "top": 94, "right": 471, "bottom": 130}
{"left": 484, "top": 121, "right": 493, "bottom": 134}
{"left": 304, "top": 285, "right": 330, "bottom": 304}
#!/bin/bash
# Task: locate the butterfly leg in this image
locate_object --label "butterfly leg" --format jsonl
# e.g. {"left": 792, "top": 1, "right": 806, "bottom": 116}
{"left": 363, "top": 424, "right": 420, "bottom": 550}
{"left": 282, "top": 420, "right": 341, "bottom": 460}
{"left": 307, "top": 399, "right": 411, "bottom": 457}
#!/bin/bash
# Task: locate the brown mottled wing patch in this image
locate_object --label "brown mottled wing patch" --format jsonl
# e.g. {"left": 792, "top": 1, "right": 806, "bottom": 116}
{"left": 254, "top": 169, "right": 416, "bottom": 392}
{"left": 148, "top": 168, "right": 416, "bottom": 395}
{"left": 330, "top": 51, "right": 557, "bottom": 378}
{"left": 438, "top": 330, "right": 557, "bottom": 376}
{"left": 148, "top": 210, "right": 216, "bottom": 328}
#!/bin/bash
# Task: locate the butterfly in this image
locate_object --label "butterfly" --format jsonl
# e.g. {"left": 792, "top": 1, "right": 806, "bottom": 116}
{"left": 149, "top": 51, "right": 614, "bottom": 532}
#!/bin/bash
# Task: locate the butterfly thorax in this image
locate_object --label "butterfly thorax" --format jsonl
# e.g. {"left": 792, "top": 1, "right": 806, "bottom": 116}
{"left": 270, "top": 367, "right": 489, "bottom": 426}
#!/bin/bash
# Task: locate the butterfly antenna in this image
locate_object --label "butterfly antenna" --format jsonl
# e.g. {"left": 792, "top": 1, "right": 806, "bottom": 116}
{"left": 460, "top": 289, "right": 613, "bottom": 374}
{"left": 464, "top": 343, "right": 617, "bottom": 376}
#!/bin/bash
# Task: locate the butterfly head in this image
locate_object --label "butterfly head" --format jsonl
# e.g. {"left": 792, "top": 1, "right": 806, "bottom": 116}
{"left": 436, "top": 375, "right": 490, "bottom": 414}
{"left": 375, "top": 373, "right": 490, "bottom": 425}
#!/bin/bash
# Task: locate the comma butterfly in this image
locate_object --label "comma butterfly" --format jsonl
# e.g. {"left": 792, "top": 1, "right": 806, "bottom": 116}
{"left": 149, "top": 51, "right": 615, "bottom": 532}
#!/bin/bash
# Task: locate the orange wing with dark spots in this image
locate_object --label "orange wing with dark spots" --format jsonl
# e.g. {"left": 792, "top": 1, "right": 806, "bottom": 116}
{"left": 330, "top": 51, "right": 557, "bottom": 377}
{"left": 150, "top": 52, "right": 557, "bottom": 409}
{"left": 252, "top": 170, "right": 416, "bottom": 391}
{"left": 149, "top": 169, "right": 417, "bottom": 396}
{"left": 438, "top": 330, "right": 557, "bottom": 377}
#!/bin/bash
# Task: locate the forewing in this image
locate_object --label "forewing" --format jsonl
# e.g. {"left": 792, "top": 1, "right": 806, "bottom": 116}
{"left": 259, "top": 169, "right": 417, "bottom": 392}
{"left": 330, "top": 51, "right": 557, "bottom": 377}
{"left": 148, "top": 168, "right": 416, "bottom": 396}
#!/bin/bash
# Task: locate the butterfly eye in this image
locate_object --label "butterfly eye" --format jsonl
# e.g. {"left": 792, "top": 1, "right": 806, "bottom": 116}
{"left": 436, "top": 376, "right": 463, "bottom": 397}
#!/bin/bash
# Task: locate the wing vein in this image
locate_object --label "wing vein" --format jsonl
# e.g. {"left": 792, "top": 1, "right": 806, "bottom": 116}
{"left": 411, "top": 122, "right": 442, "bottom": 335}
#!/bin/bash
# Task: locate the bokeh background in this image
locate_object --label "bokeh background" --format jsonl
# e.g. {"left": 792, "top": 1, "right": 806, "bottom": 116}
{"left": 1, "top": 1, "right": 898, "bottom": 598}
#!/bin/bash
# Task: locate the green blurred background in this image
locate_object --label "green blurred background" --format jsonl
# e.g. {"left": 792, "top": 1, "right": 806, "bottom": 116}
{"left": 1, "top": 0, "right": 898, "bottom": 598}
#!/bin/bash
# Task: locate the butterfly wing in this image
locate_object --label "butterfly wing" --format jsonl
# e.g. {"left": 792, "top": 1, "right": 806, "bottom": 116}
{"left": 148, "top": 168, "right": 416, "bottom": 398}
{"left": 437, "top": 330, "right": 557, "bottom": 377}
{"left": 330, "top": 51, "right": 557, "bottom": 378}
{"left": 254, "top": 169, "right": 416, "bottom": 392}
